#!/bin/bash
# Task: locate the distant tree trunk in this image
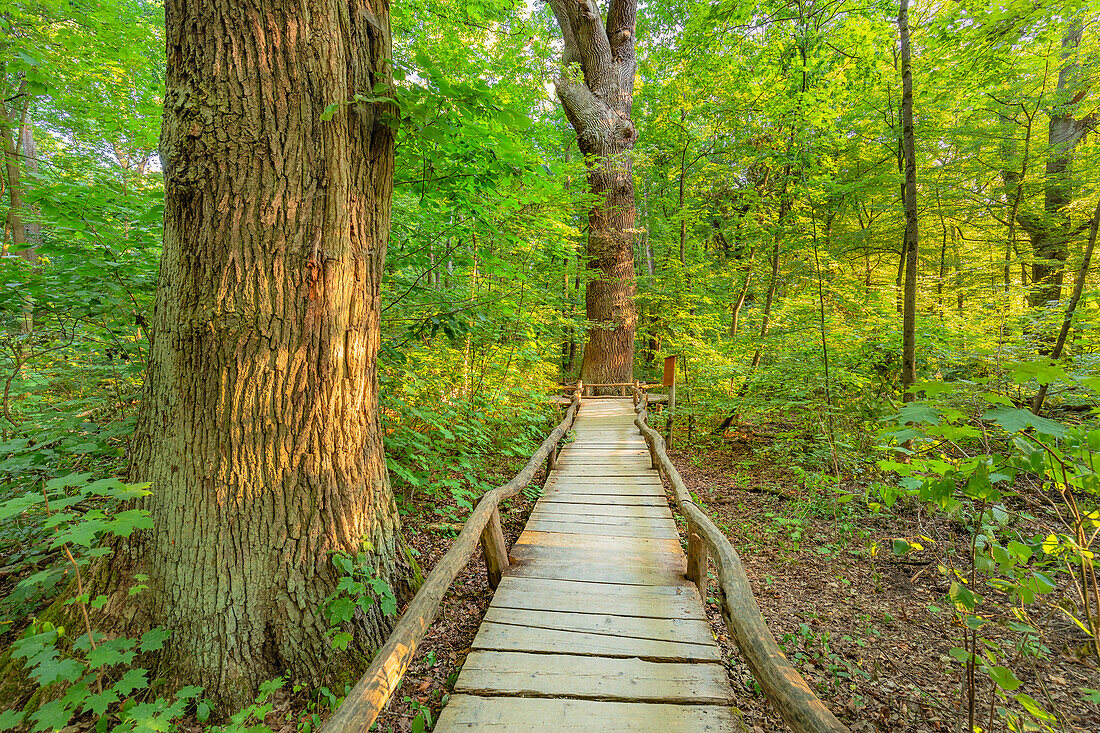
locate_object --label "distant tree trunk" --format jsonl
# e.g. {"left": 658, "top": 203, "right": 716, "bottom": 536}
{"left": 548, "top": 0, "right": 638, "bottom": 389}
{"left": 999, "top": 104, "right": 1034, "bottom": 295}
{"left": 935, "top": 191, "right": 946, "bottom": 319}
{"left": 749, "top": 196, "right": 786, "bottom": 370}
{"left": 1020, "top": 23, "right": 1093, "bottom": 308}
{"left": 118, "top": 0, "right": 406, "bottom": 708}
{"left": 894, "top": 240, "right": 906, "bottom": 315}
{"left": 899, "top": 0, "right": 919, "bottom": 401}
{"left": 1032, "top": 199, "right": 1099, "bottom": 415}
{"left": 730, "top": 250, "right": 755, "bottom": 337}
{"left": 678, "top": 109, "right": 687, "bottom": 266}
{"left": 1, "top": 96, "right": 36, "bottom": 335}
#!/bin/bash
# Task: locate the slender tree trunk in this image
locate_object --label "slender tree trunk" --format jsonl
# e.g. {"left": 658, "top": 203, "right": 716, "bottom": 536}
{"left": 1000, "top": 106, "right": 1032, "bottom": 295}
{"left": 119, "top": 0, "right": 406, "bottom": 707}
{"left": 548, "top": 0, "right": 638, "bottom": 389}
{"left": 1032, "top": 199, "right": 1100, "bottom": 415}
{"left": 936, "top": 195, "right": 946, "bottom": 320}
{"left": 730, "top": 253, "right": 754, "bottom": 337}
{"left": 898, "top": 0, "right": 919, "bottom": 401}
{"left": 749, "top": 196, "right": 786, "bottom": 370}
{"left": 678, "top": 109, "right": 687, "bottom": 266}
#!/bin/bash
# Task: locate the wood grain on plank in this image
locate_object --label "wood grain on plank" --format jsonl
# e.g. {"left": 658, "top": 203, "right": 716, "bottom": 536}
{"left": 435, "top": 696, "right": 737, "bottom": 731}
{"left": 481, "top": 607, "right": 716, "bottom": 645}
{"left": 524, "top": 517, "right": 679, "bottom": 539}
{"left": 489, "top": 577, "right": 706, "bottom": 619}
{"left": 472, "top": 622, "right": 722, "bottom": 662}
{"left": 454, "top": 650, "right": 732, "bottom": 704}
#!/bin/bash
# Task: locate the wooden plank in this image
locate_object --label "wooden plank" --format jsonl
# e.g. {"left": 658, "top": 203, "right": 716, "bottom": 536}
{"left": 435, "top": 696, "right": 738, "bottom": 731}
{"left": 489, "top": 577, "right": 706, "bottom": 619}
{"left": 528, "top": 511, "right": 676, "bottom": 530}
{"left": 472, "top": 622, "right": 722, "bottom": 662}
{"left": 482, "top": 607, "right": 716, "bottom": 645}
{"left": 513, "top": 530, "right": 682, "bottom": 554}
{"left": 552, "top": 467, "right": 661, "bottom": 476}
{"left": 554, "top": 460, "right": 654, "bottom": 470}
{"left": 524, "top": 517, "right": 679, "bottom": 540}
{"left": 530, "top": 502, "right": 672, "bottom": 519}
{"left": 544, "top": 481, "right": 664, "bottom": 495}
{"left": 454, "top": 650, "right": 731, "bottom": 704}
{"left": 538, "top": 493, "right": 668, "bottom": 506}
{"left": 505, "top": 558, "right": 688, "bottom": 586}
{"left": 509, "top": 543, "right": 685, "bottom": 576}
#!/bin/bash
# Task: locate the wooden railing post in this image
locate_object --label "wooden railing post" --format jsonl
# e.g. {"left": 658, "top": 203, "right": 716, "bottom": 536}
{"left": 547, "top": 443, "right": 558, "bottom": 473}
{"left": 480, "top": 502, "right": 509, "bottom": 590}
{"left": 686, "top": 529, "right": 707, "bottom": 598}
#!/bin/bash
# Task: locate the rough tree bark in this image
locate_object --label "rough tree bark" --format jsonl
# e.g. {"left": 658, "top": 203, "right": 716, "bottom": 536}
{"left": 116, "top": 0, "right": 407, "bottom": 707}
{"left": 547, "top": 0, "right": 638, "bottom": 388}
{"left": 898, "top": 0, "right": 919, "bottom": 402}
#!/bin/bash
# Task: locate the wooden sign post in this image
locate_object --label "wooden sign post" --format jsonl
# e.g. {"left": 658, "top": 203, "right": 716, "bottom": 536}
{"left": 663, "top": 355, "right": 677, "bottom": 448}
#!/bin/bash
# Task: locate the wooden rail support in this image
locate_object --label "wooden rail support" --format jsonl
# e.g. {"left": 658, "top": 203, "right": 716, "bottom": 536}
{"left": 630, "top": 388, "right": 848, "bottom": 733}
{"left": 686, "top": 531, "right": 707, "bottom": 598}
{"left": 547, "top": 444, "right": 558, "bottom": 472}
{"left": 480, "top": 503, "right": 509, "bottom": 590}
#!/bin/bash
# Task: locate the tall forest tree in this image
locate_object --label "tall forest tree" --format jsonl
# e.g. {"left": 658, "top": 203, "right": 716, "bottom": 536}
{"left": 547, "top": 0, "right": 639, "bottom": 386}
{"left": 1019, "top": 21, "right": 1094, "bottom": 309}
{"left": 898, "top": 0, "right": 918, "bottom": 399}
{"left": 116, "top": 0, "right": 406, "bottom": 705}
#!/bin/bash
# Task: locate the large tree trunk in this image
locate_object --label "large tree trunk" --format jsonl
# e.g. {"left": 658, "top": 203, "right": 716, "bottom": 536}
{"left": 1021, "top": 23, "right": 1092, "bottom": 308}
{"left": 898, "top": 0, "right": 919, "bottom": 402}
{"left": 548, "top": 0, "right": 638, "bottom": 388}
{"left": 119, "top": 0, "right": 405, "bottom": 708}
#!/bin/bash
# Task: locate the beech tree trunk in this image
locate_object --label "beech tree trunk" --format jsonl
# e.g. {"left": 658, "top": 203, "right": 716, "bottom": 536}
{"left": 898, "top": 0, "right": 919, "bottom": 402}
{"left": 119, "top": 0, "right": 405, "bottom": 707}
{"left": 548, "top": 0, "right": 638, "bottom": 388}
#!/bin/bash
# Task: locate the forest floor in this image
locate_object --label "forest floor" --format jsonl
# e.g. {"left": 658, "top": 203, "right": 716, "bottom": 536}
{"left": 679, "top": 428, "right": 1100, "bottom": 733}
{"left": 364, "top": 425, "right": 1100, "bottom": 733}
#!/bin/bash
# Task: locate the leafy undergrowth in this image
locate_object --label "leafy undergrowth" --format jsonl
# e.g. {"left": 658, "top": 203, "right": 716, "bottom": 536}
{"left": 671, "top": 431, "right": 1100, "bottom": 732}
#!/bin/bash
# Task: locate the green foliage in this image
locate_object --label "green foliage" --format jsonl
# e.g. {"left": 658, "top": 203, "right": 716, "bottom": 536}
{"left": 323, "top": 551, "right": 398, "bottom": 652}
{"left": 878, "top": 371, "right": 1100, "bottom": 729}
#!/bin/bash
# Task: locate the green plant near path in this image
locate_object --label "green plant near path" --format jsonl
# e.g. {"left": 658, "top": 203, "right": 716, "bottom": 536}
{"left": 879, "top": 362, "right": 1100, "bottom": 731}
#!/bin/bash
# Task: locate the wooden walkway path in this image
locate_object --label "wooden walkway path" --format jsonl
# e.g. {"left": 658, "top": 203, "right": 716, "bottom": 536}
{"left": 435, "top": 398, "right": 736, "bottom": 731}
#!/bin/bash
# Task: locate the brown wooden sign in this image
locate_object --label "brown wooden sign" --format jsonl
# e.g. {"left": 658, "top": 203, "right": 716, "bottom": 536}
{"left": 662, "top": 355, "right": 677, "bottom": 387}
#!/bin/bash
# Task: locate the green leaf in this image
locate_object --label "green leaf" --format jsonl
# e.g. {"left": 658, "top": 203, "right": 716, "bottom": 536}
{"left": 982, "top": 407, "right": 1065, "bottom": 438}
{"left": 1006, "top": 360, "right": 1067, "bottom": 386}
{"left": 31, "top": 699, "right": 73, "bottom": 732}
{"left": 113, "top": 668, "right": 149, "bottom": 696}
{"left": 1014, "top": 693, "right": 1056, "bottom": 721}
{"left": 0, "top": 709, "right": 24, "bottom": 730}
{"left": 139, "top": 628, "right": 171, "bottom": 652}
{"left": 896, "top": 403, "right": 941, "bottom": 426}
{"left": 988, "top": 666, "right": 1021, "bottom": 691}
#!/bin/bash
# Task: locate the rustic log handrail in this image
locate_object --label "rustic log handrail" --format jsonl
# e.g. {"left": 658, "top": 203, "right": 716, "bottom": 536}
{"left": 631, "top": 388, "right": 848, "bottom": 733}
{"left": 322, "top": 386, "right": 583, "bottom": 732}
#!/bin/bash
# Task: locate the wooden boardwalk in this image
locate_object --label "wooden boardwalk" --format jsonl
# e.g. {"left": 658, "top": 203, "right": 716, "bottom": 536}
{"left": 435, "top": 398, "right": 735, "bottom": 731}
